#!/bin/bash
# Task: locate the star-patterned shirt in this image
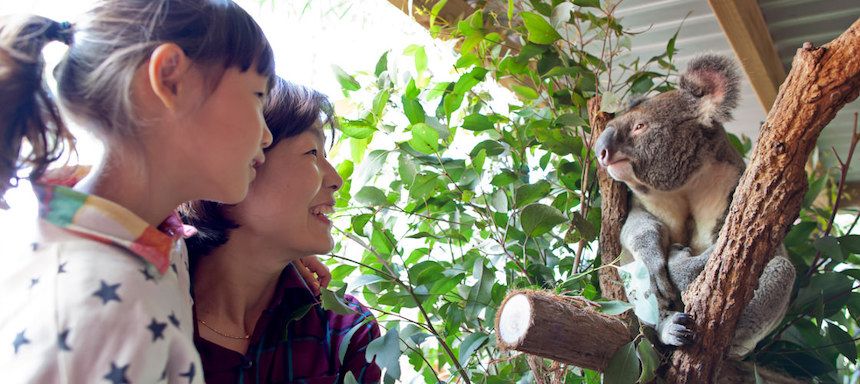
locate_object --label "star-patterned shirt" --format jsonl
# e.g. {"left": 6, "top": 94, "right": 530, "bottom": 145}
{"left": 0, "top": 179, "right": 204, "bottom": 383}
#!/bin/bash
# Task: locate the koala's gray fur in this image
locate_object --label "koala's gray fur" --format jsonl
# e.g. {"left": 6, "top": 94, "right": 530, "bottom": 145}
{"left": 595, "top": 54, "right": 796, "bottom": 358}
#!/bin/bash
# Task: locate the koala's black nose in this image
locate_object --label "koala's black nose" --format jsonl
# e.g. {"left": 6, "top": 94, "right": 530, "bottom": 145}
{"left": 595, "top": 126, "right": 617, "bottom": 167}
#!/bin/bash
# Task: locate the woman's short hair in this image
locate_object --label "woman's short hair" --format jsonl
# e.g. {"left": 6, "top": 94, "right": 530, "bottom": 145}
{"left": 180, "top": 77, "right": 336, "bottom": 259}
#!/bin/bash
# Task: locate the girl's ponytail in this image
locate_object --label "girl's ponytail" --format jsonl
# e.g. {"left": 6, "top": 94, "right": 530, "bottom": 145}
{"left": 0, "top": 15, "right": 75, "bottom": 206}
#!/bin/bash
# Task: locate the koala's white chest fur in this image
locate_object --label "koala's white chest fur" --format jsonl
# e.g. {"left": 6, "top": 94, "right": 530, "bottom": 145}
{"left": 635, "top": 161, "right": 741, "bottom": 254}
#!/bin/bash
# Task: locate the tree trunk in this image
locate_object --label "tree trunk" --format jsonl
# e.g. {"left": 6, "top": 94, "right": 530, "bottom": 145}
{"left": 667, "top": 18, "right": 860, "bottom": 382}
{"left": 588, "top": 97, "right": 630, "bottom": 304}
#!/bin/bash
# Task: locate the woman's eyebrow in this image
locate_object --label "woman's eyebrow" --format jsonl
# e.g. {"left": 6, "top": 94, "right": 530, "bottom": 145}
{"left": 311, "top": 127, "right": 326, "bottom": 144}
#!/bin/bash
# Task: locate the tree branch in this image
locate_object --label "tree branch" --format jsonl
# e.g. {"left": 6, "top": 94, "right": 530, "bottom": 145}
{"left": 667, "top": 18, "right": 860, "bottom": 382}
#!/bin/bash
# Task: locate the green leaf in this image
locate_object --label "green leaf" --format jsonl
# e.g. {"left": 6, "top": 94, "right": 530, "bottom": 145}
{"left": 514, "top": 180, "right": 551, "bottom": 208}
{"left": 471, "top": 149, "right": 486, "bottom": 173}
{"left": 355, "top": 186, "right": 389, "bottom": 207}
{"left": 542, "top": 65, "right": 581, "bottom": 78}
{"left": 533, "top": 126, "right": 583, "bottom": 156}
{"left": 470, "top": 140, "right": 505, "bottom": 157}
{"left": 573, "top": 0, "right": 601, "bottom": 8}
{"left": 839, "top": 234, "right": 860, "bottom": 254}
{"left": 429, "top": 0, "right": 448, "bottom": 29}
{"left": 571, "top": 211, "right": 598, "bottom": 241}
{"left": 372, "top": 90, "right": 390, "bottom": 117}
{"left": 404, "top": 44, "right": 428, "bottom": 75}
{"left": 521, "top": 12, "right": 562, "bottom": 44}
{"left": 814, "top": 236, "right": 843, "bottom": 262}
{"left": 555, "top": 113, "right": 587, "bottom": 127}
{"left": 332, "top": 65, "right": 360, "bottom": 92}
{"left": 408, "top": 173, "right": 439, "bottom": 200}
{"left": 520, "top": 203, "right": 567, "bottom": 237}
{"left": 321, "top": 288, "right": 355, "bottom": 315}
{"left": 408, "top": 123, "right": 439, "bottom": 154}
{"left": 343, "top": 372, "right": 359, "bottom": 384}
{"left": 512, "top": 84, "right": 539, "bottom": 100}
{"left": 353, "top": 150, "right": 389, "bottom": 189}
{"left": 351, "top": 214, "right": 372, "bottom": 236}
{"left": 636, "top": 339, "right": 659, "bottom": 383}
{"left": 402, "top": 96, "right": 426, "bottom": 125}
{"left": 340, "top": 119, "right": 376, "bottom": 140}
{"left": 604, "top": 341, "right": 640, "bottom": 384}
{"left": 351, "top": 274, "right": 387, "bottom": 290}
{"left": 458, "top": 332, "right": 489, "bottom": 365}
{"left": 490, "top": 169, "right": 518, "bottom": 187}
{"left": 465, "top": 259, "right": 494, "bottom": 321}
{"left": 455, "top": 53, "right": 481, "bottom": 69}
{"left": 462, "top": 113, "right": 494, "bottom": 132}
{"left": 339, "top": 317, "right": 372, "bottom": 364}
{"left": 374, "top": 51, "right": 389, "bottom": 77}
{"left": 827, "top": 322, "right": 857, "bottom": 363}
{"left": 366, "top": 327, "right": 401, "bottom": 380}
{"left": 596, "top": 300, "right": 633, "bottom": 315}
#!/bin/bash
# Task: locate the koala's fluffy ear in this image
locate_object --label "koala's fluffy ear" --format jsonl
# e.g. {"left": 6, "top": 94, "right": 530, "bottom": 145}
{"left": 679, "top": 54, "right": 740, "bottom": 126}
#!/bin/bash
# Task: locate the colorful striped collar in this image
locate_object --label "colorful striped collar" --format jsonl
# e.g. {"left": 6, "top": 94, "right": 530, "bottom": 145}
{"left": 33, "top": 182, "right": 186, "bottom": 276}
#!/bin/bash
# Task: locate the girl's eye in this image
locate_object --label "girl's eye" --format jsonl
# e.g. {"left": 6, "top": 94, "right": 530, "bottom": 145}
{"left": 255, "top": 92, "right": 265, "bottom": 100}
{"left": 306, "top": 149, "right": 318, "bottom": 156}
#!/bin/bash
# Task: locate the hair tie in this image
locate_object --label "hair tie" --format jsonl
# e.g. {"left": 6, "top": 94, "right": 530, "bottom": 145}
{"left": 45, "top": 20, "right": 74, "bottom": 45}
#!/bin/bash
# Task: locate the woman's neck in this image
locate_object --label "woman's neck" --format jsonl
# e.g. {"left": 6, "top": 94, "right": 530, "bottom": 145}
{"left": 192, "top": 229, "right": 303, "bottom": 335}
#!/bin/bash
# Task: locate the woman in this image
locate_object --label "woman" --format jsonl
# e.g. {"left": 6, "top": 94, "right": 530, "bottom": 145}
{"left": 181, "top": 77, "right": 381, "bottom": 383}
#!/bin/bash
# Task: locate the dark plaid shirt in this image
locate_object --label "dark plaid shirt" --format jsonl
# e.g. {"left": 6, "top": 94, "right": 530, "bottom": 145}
{"left": 194, "top": 264, "right": 381, "bottom": 383}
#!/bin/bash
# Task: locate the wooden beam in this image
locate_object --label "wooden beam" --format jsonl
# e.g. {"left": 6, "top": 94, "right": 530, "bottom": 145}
{"left": 386, "top": 0, "right": 474, "bottom": 30}
{"left": 708, "top": 0, "right": 786, "bottom": 112}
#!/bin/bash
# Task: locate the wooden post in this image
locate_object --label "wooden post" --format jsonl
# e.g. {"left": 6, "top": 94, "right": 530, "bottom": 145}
{"left": 667, "top": 18, "right": 860, "bottom": 382}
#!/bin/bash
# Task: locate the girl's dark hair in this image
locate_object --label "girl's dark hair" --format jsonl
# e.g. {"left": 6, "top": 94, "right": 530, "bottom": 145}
{"left": 181, "top": 77, "right": 336, "bottom": 259}
{"left": 0, "top": 16, "right": 75, "bottom": 204}
{"left": 0, "top": 0, "right": 275, "bottom": 203}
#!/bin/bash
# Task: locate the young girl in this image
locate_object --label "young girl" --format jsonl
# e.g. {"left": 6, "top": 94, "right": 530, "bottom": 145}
{"left": 181, "top": 78, "right": 382, "bottom": 383}
{"left": 0, "top": 1, "right": 274, "bottom": 382}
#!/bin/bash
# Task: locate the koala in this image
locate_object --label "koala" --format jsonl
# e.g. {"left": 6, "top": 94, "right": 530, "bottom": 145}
{"left": 594, "top": 54, "right": 796, "bottom": 358}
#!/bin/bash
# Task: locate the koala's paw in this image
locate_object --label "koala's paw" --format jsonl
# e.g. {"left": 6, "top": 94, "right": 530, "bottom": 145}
{"left": 659, "top": 313, "right": 695, "bottom": 347}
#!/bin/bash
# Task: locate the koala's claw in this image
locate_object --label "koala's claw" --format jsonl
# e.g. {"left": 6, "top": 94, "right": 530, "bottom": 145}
{"left": 659, "top": 312, "right": 696, "bottom": 347}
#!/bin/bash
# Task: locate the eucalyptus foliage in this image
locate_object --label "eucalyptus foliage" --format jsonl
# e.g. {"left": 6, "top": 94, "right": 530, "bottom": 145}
{"left": 308, "top": 1, "right": 860, "bottom": 383}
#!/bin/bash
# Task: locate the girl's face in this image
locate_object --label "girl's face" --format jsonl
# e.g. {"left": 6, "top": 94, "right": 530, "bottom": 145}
{"left": 179, "top": 67, "right": 273, "bottom": 204}
{"left": 231, "top": 127, "right": 343, "bottom": 256}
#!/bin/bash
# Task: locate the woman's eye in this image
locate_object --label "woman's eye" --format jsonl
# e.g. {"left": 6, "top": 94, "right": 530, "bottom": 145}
{"left": 306, "top": 149, "right": 318, "bottom": 156}
{"left": 254, "top": 92, "right": 265, "bottom": 100}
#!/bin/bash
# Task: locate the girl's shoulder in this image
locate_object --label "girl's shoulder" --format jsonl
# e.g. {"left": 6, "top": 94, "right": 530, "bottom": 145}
{"left": 0, "top": 225, "right": 201, "bottom": 383}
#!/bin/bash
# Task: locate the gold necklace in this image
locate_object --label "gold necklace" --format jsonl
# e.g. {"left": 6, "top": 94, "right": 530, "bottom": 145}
{"left": 197, "top": 318, "right": 250, "bottom": 340}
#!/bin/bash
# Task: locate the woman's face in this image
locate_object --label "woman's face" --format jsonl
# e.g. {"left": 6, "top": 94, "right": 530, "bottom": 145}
{"left": 231, "top": 126, "right": 342, "bottom": 256}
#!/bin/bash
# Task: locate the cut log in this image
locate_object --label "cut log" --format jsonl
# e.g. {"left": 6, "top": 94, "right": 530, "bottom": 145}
{"left": 667, "top": 18, "right": 860, "bottom": 382}
{"left": 494, "top": 290, "right": 806, "bottom": 382}
{"left": 494, "top": 290, "right": 630, "bottom": 371}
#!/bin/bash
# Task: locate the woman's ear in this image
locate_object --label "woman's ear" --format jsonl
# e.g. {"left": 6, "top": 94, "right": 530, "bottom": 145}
{"left": 147, "top": 43, "right": 192, "bottom": 111}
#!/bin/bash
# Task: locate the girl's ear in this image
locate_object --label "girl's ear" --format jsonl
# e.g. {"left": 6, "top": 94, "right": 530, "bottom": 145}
{"left": 147, "top": 43, "right": 192, "bottom": 111}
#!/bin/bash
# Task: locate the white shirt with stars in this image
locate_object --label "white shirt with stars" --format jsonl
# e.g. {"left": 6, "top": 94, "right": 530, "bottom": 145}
{"left": 0, "top": 183, "right": 203, "bottom": 384}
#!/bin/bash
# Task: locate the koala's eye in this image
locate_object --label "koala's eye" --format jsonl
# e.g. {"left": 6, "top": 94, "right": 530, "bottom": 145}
{"left": 633, "top": 122, "right": 647, "bottom": 132}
